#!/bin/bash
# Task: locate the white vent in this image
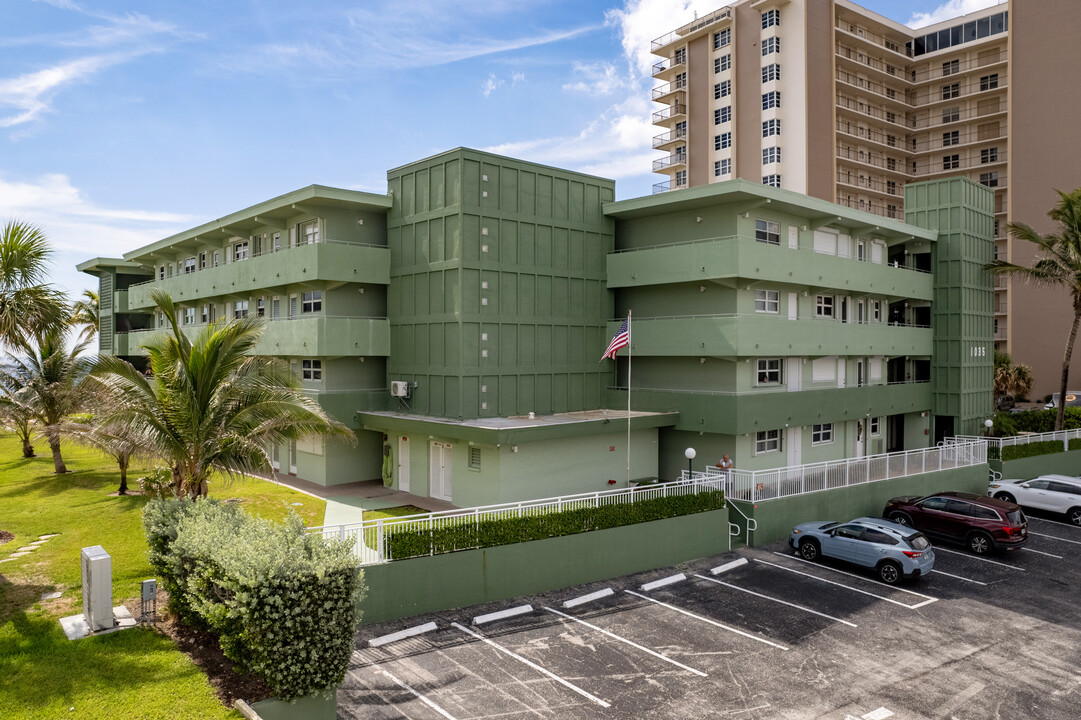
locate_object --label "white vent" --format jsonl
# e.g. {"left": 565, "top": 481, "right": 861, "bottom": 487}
{"left": 390, "top": 381, "right": 411, "bottom": 398}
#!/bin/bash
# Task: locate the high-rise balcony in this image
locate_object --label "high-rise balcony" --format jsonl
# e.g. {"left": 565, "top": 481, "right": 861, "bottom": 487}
{"left": 652, "top": 152, "right": 687, "bottom": 172}
{"left": 652, "top": 78, "right": 687, "bottom": 100}
{"left": 652, "top": 103, "right": 687, "bottom": 126}
{"left": 651, "top": 6, "right": 732, "bottom": 54}
{"left": 653, "top": 128, "right": 688, "bottom": 150}
{"left": 651, "top": 56, "right": 686, "bottom": 79}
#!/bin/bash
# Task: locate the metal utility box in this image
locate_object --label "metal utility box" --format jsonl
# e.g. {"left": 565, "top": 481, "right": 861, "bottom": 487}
{"left": 81, "top": 545, "right": 114, "bottom": 631}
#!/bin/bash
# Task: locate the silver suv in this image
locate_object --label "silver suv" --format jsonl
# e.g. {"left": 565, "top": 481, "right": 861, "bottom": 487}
{"left": 789, "top": 517, "right": 935, "bottom": 584}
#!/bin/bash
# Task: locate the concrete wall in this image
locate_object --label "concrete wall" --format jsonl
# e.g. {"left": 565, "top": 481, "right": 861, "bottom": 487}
{"left": 357, "top": 508, "right": 729, "bottom": 624}
{"left": 992, "top": 448, "right": 1081, "bottom": 481}
{"left": 730, "top": 464, "right": 988, "bottom": 545}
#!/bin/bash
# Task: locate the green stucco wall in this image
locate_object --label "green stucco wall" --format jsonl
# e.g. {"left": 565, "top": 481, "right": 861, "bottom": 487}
{"left": 730, "top": 464, "right": 988, "bottom": 545}
{"left": 357, "top": 508, "right": 729, "bottom": 624}
{"left": 993, "top": 448, "right": 1081, "bottom": 480}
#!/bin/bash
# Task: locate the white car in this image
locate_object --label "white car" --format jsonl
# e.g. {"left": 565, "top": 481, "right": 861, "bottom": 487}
{"left": 988, "top": 474, "right": 1081, "bottom": 525}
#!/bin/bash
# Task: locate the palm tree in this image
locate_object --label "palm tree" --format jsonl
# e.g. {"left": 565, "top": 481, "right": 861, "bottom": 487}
{"left": 994, "top": 352, "right": 1034, "bottom": 402}
{"left": 71, "top": 289, "right": 100, "bottom": 345}
{"left": 0, "top": 220, "right": 69, "bottom": 348}
{"left": 987, "top": 187, "right": 1081, "bottom": 431}
{"left": 85, "top": 289, "right": 354, "bottom": 499}
{"left": 0, "top": 381, "right": 36, "bottom": 458}
{"left": 0, "top": 332, "right": 91, "bottom": 473}
{"left": 65, "top": 419, "right": 138, "bottom": 494}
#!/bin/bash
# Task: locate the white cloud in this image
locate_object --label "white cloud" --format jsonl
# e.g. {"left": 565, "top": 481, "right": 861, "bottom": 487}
{"left": 607, "top": 0, "right": 737, "bottom": 76}
{"left": 483, "top": 73, "right": 503, "bottom": 97}
{"left": 0, "top": 54, "right": 131, "bottom": 128}
{"left": 511, "top": 72, "right": 526, "bottom": 87}
{"left": 562, "top": 62, "right": 628, "bottom": 95}
{"left": 907, "top": 0, "right": 1003, "bottom": 29}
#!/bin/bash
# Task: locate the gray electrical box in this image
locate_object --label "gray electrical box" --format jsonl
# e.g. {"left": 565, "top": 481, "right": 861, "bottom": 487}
{"left": 80, "top": 545, "right": 114, "bottom": 632}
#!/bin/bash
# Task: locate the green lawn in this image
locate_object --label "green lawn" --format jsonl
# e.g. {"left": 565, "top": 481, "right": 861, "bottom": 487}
{"left": 0, "top": 435, "right": 326, "bottom": 720}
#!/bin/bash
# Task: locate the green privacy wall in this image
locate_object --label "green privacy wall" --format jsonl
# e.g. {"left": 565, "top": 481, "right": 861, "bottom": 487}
{"left": 386, "top": 149, "right": 616, "bottom": 419}
{"left": 357, "top": 508, "right": 729, "bottom": 624}
{"left": 729, "top": 464, "right": 988, "bottom": 545}
{"left": 991, "top": 449, "right": 1081, "bottom": 480}
{"left": 904, "top": 178, "right": 994, "bottom": 436}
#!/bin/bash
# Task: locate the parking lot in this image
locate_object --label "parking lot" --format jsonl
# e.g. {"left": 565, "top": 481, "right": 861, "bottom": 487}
{"left": 340, "top": 512, "right": 1081, "bottom": 719}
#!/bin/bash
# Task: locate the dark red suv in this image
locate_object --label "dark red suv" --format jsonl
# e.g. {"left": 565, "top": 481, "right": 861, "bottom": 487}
{"left": 882, "top": 491, "right": 1027, "bottom": 555}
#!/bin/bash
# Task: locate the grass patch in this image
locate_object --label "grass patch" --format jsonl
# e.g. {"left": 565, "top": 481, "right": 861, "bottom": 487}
{"left": 0, "top": 435, "right": 326, "bottom": 719}
{"left": 362, "top": 505, "right": 429, "bottom": 521}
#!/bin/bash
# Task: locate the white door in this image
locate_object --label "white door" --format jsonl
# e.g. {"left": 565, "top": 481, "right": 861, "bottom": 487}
{"left": 839, "top": 296, "right": 849, "bottom": 323}
{"left": 787, "top": 427, "right": 802, "bottom": 468}
{"left": 837, "top": 358, "right": 847, "bottom": 388}
{"left": 271, "top": 444, "right": 280, "bottom": 471}
{"left": 856, "top": 358, "right": 866, "bottom": 387}
{"left": 855, "top": 421, "right": 865, "bottom": 457}
{"left": 788, "top": 226, "right": 799, "bottom": 249}
{"left": 288, "top": 440, "right": 297, "bottom": 475}
{"left": 398, "top": 436, "right": 411, "bottom": 492}
{"left": 430, "top": 442, "right": 452, "bottom": 501}
{"left": 788, "top": 292, "right": 798, "bottom": 321}
{"left": 857, "top": 300, "right": 866, "bottom": 324}
{"left": 787, "top": 358, "right": 801, "bottom": 392}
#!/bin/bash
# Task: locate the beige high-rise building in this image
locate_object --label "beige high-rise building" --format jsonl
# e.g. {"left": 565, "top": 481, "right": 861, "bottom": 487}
{"left": 650, "top": 0, "right": 1081, "bottom": 399}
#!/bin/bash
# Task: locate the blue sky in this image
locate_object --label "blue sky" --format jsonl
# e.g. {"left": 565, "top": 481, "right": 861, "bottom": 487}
{"left": 0, "top": 0, "right": 1000, "bottom": 300}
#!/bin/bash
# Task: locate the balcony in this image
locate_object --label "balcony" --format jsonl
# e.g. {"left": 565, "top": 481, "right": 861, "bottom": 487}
{"left": 608, "top": 234, "right": 933, "bottom": 299}
{"left": 652, "top": 152, "right": 687, "bottom": 172}
{"left": 127, "top": 240, "right": 390, "bottom": 310}
{"left": 652, "top": 103, "right": 687, "bottom": 125}
{"left": 835, "top": 95, "right": 909, "bottom": 130}
{"left": 834, "top": 44, "right": 911, "bottom": 86}
{"left": 609, "top": 314, "right": 931, "bottom": 359}
{"left": 836, "top": 145, "right": 906, "bottom": 175}
{"left": 835, "top": 196, "right": 902, "bottom": 219}
{"left": 834, "top": 20, "right": 912, "bottom": 61}
{"left": 911, "top": 78, "right": 1007, "bottom": 109}
{"left": 836, "top": 171, "right": 902, "bottom": 197}
{"left": 911, "top": 51, "right": 1006, "bottom": 82}
{"left": 910, "top": 101, "right": 1005, "bottom": 129}
{"left": 835, "top": 69, "right": 912, "bottom": 108}
{"left": 651, "top": 56, "right": 686, "bottom": 79}
{"left": 115, "top": 315, "right": 391, "bottom": 358}
{"left": 652, "top": 78, "right": 687, "bottom": 100}
{"left": 909, "top": 127, "right": 1006, "bottom": 153}
{"left": 651, "top": 6, "right": 732, "bottom": 53}
{"left": 653, "top": 128, "right": 687, "bottom": 150}
{"left": 616, "top": 381, "right": 932, "bottom": 436}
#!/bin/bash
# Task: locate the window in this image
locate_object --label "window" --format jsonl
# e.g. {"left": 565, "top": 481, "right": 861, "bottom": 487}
{"left": 755, "top": 219, "right": 780, "bottom": 245}
{"left": 675, "top": 120, "right": 687, "bottom": 138}
{"left": 469, "top": 446, "right": 482, "bottom": 470}
{"left": 886, "top": 111, "right": 896, "bottom": 124}
{"left": 252, "top": 234, "right": 263, "bottom": 257}
{"left": 755, "top": 429, "right": 781, "bottom": 454}
{"left": 887, "top": 180, "right": 897, "bottom": 195}
{"left": 755, "top": 289, "right": 779, "bottom": 313}
{"left": 166, "top": 264, "right": 173, "bottom": 278}
{"left": 942, "top": 154, "right": 960, "bottom": 170}
{"left": 761, "top": 8, "right": 779, "bottom": 28}
{"left": 981, "top": 147, "right": 998, "bottom": 164}
{"left": 232, "top": 300, "right": 248, "bottom": 319}
{"left": 816, "top": 295, "right": 834, "bottom": 317}
{"left": 980, "top": 73, "right": 999, "bottom": 91}
{"left": 233, "top": 242, "right": 249, "bottom": 262}
{"left": 183, "top": 307, "right": 195, "bottom": 326}
{"left": 870, "top": 417, "right": 881, "bottom": 435}
{"left": 762, "top": 37, "right": 779, "bottom": 56}
{"left": 941, "top": 83, "right": 959, "bottom": 100}
{"left": 762, "top": 146, "right": 781, "bottom": 165}
{"left": 256, "top": 297, "right": 265, "bottom": 317}
{"left": 761, "top": 64, "right": 780, "bottom": 83}
{"left": 675, "top": 170, "right": 687, "bottom": 187}
{"left": 714, "top": 79, "right": 731, "bottom": 98}
{"left": 718, "top": 53, "right": 731, "bottom": 72}
{"left": 757, "top": 358, "right": 782, "bottom": 384}
{"left": 943, "top": 130, "right": 959, "bottom": 146}
{"left": 979, "top": 172, "right": 999, "bottom": 187}
{"left": 942, "top": 59, "right": 959, "bottom": 76}
{"left": 674, "top": 47, "right": 686, "bottom": 65}
{"left": 674, "top": 71, "right": 686, "bottom": 89}
{"left": 271, "top": 296, "right": 280, "bottom": 319}
{"left": 716, "top": 158, "right": 731, "bottom": 177}
{"left": 887, "top": 157, "right": 897, "bottom": 171}
{"left": 158, "top": 265, "right": 165, "bottom": 280}
{"left": 715, "top": 132, "right": 732, "bottom": 150}
{"left": 872, "top": 300, "right": 882, "bottom": 321}
{"left": 762, "top": 175, "right": 782, "bottom": 187}
{"left": 812, "top": 423, "right": 833, "bottom": 444}
{"left": 301, "top": 290, "right": 322, "bottom": 313}
{"left": 942, "top": 106, "right": 959, "bottom": 123}
{"left": 715, "top": 106, "right": 731, "bottom": 124}
{"left": 183, "top": 257, "right": 196, "bottom": 274}
{"left": 198, "top": 252, "right": 207, "bottom": 270}
{"left": 302, "top": 359, "right": 322, "bottom": 380}
{"left": 762, "top": 91, "right": 781, "bottom": 110}
{"left": 714, "top": 28, "right": 730, "bottom": 49}
{"left": 213, "top": 250, "right": 221, "bottom": 267}
{"left": 298, "top": 219, "right": 321, "bottom": 245}
{"left": 762, "top": 118, "right": 780, "bottom": 138}
{"left": 886, "top": 134, "right": 896, "bottom": 148}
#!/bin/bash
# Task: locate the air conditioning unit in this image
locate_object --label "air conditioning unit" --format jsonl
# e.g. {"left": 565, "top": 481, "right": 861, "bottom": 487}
{"left": 390, "top": 381, "right": 411, "bottom": 398}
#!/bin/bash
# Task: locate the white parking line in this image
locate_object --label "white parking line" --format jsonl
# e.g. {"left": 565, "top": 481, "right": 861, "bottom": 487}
{"left": 928, "top": 568, "right": 987, "bottom": 586}
{"left": 757, "top": 558, "right": 937, "bottom": 610}
{"left": 769, "top": 553, "right": 938, "bottom": 600}
{"left": 692, "top": 574, "right": 858, "bottom": 627}
{"left": 450, "top": 622, "right": 611, "bottom": 708}
{"left": 542, "top": 607, "right": 708, "bottom": 677}
{"left": 624, "top": 590, "right": 789, "bottom": 650}
{"left": 932, "top": 546, "right": 1026, "bottom": 570}
{"left": 1029, "top": 516, "right": 1081, "bottom": 531}
{"left": 1029, "top": 530, "right": 1081, "bottom": 546}
{"left": 376, "top": 667, "right": 458, "bottom": 720}
{"left": 1022, "top": 547, "right": 1064, "bottom": 559}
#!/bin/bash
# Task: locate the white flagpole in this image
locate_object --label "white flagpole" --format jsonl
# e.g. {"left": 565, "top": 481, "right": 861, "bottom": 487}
{"left": 626, "top": 310, "right": 632, "bottom": 485}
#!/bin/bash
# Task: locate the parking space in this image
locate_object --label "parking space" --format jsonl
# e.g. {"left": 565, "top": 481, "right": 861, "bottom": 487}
{"left": 342, "top": 528, "right": 1081, "bottom": 720}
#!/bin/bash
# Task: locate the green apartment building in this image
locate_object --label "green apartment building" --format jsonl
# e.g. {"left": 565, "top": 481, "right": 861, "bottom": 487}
{"left": 78, "top": 149, "right": 993, "bottom": 506}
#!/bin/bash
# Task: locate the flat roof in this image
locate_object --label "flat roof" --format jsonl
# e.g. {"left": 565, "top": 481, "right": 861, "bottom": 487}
{"left": 604, "top": 179, "right": 938, "bottom": 241}
{"left": 359, "top": 408, "right": 678, "bottom": 445}
{"left": 386, "top": 146, "right": 615, "bottom": 185}
{"left": 75, "top": 257, "right": 154, "bottom": 277}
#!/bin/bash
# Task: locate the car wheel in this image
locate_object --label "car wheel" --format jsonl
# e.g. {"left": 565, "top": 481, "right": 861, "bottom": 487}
{"left": 877, "top": 560, "right": 902, "bottom": 585}
{"left": 1068, "top": 507, "right": 1081, "bottom": 527}
{"left": 968, "top": 532, "right": 993, "bottom": 556}
{"left": 799, "top": 538, "right": 820, "bottom": 562}
{"left": 994, "top": 492, "right": 1016, "bottom": 504}
{"left": 888, "top": 512, "right": 911, "bottom": 526}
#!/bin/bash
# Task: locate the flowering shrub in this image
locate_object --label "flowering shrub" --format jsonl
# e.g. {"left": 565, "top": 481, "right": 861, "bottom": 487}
{"left": 143, "top": 498, "right": 365, "bottom": 700}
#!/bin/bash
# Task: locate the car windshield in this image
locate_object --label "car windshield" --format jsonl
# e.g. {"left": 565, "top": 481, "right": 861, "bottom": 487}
{"left": 818, "top": 522, "right": 841, "bottom": 530}
{"left": 906, "top": 533, "right": 930, "bottom": 550}
{"left": 1006, "top": 509, "right": 1025, "bottom": 525}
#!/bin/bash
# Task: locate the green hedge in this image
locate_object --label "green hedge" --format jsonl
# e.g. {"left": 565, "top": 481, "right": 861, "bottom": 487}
{"left": 143, "top": 499, "right": 365, "bottom": 701}
{"left": 1004, "top": 408, "right": 1081, "bottom": 433}
{"left": 386, "top": 489, "right": 725, "bottom": 560}
{"left": 1001, "top": 441, "right": 1065, "bottom": 462}
{"left": 1069, "top": 438, "right": 1081, "bottom": 451}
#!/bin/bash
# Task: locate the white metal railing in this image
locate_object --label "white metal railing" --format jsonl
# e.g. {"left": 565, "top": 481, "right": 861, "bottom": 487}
{"left": 308, "top": 475, "right": 726, "bottom": 565}
{"left": 689, "top": 439, "right": 986, "bottom": 503}
{"left": 955, "top": 429, "right": 1081, "bottom": 453}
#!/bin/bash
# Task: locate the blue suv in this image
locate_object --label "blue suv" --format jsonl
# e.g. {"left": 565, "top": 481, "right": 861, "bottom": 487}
{"left": 789, "top": 517, "right": 934, "bottom": 584}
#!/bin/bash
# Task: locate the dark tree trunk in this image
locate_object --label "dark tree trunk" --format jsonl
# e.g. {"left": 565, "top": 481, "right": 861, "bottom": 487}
{"left": 1056, "top": 301, "right": 1081, "bottom": 431}
{"left": 117, "top": 458, "right": 129, "bottom": 495}
{"left": 49, "top": 436, "right": 67, "bottom": 474}
{"left": 20, "top": 434, "right": 34, "bottom": 458}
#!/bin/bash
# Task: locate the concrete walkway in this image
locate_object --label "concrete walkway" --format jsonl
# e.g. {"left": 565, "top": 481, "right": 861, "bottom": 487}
{"left": 263, "top": 473, "right": 458, "bottom": 527}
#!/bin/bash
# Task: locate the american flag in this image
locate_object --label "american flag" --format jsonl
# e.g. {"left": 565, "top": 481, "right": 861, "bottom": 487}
{"left": 600, "top": 318, "right": 629, "bottom": 361}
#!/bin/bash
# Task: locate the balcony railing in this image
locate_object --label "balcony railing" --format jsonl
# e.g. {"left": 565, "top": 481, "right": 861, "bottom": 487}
{"left": 652, "top": 152, "right": 687, "bottom": 172}
{"left": 836, "top": 68, "right": 912, "bottom": 107}
{"left": 652, "top": 103, "right": 687, "bottom": 123}
{"left": 651, "top": 56, "right": 686, "bottom": 76}
{"left": 834, "top": 20, "right": 912, "bottom": 59}
{"left": 837, "top": 171, "right": 903, "bottom": 196}
{"left": 651, "top": 6, "right": 732, "bottom": 52}
{"left": 835, "top": 94, "right": 909, "bottom": 129}
{"left": 910, "top": 51, "right": 1005, "bottom": 82}
{"left": 834, "top": 43, "right": 911, "bottom": 85}
{"left": 652, "top": 78, "right": 687, "bottom": 99}
{"left": 911, "top": 78, "right": 1007, "bottom": 108}
{"left": 653, "top": 128, "right": 687, "bottom": 149}
{"left": 836, "top": 145, "right": 905, "bottom": 175}
{"left": 909, "top": 127, "right": 1007, "bottom": 153}
{"left": 835, "top": 196, "right": 902, "bottom": 219}
{"left": 910, "top": 102, "right": 1005, "bottom": 129}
